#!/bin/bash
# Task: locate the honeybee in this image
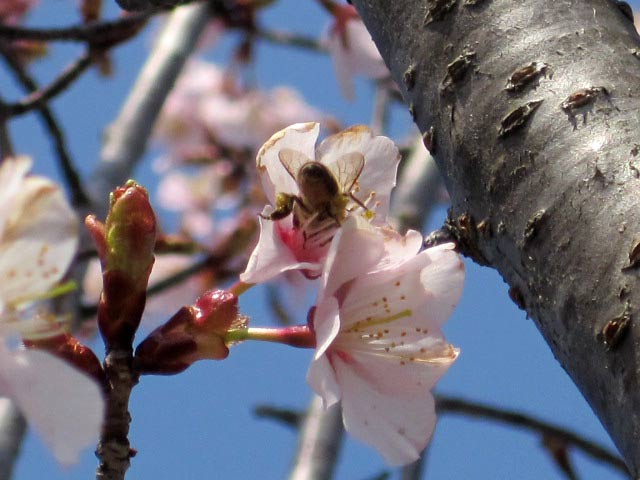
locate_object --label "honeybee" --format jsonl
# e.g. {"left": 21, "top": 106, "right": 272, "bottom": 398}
{"left": 263, "top": 148, "right": 368, "bottom": 242}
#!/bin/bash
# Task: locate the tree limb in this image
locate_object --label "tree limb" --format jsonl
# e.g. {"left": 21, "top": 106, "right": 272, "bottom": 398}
{"left": 352, "top": 0, "right": 640, "bottom": 474}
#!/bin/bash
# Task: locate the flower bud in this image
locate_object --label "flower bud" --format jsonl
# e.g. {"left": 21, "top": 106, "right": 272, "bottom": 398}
{"left": 86, "top": 181, "right": 157, "bottom": 348}
{"left": 135, "top": 290, "right": 239, "bottom": 375}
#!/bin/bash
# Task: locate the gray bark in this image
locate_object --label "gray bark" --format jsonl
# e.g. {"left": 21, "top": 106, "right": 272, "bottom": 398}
{"left": 352, "top": 0, "right": 640, "bottom": 475}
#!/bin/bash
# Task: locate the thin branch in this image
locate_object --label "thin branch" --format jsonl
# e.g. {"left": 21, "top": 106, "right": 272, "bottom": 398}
{"left": 0, "top": 398, "right": 26, "bottom": 480}
{"left": 289, "top": 397, "right": 344, "bottom": 480}
{"left": 5, "top": 52, "right": 93, "bottom": 117}
{"left": 0, "top": 116, "right": 13, "bottom": 160}
{"left": 0, "top": 12, "right": 151, "bottom": 44}
{"left": 436, "top": 395, "right": 630, "bottom": 477}
{"left": 253, "top": 27, "right": 326, "bottom": 53}
{"left": 89, "top": 2, "right": 213, "bottom": 218}
{"left": 0, "top": 46, "right": 89, "bottom": 206}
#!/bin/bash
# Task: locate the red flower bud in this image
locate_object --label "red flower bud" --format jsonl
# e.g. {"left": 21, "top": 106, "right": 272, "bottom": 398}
{"left": 86, "top": 181, "right": 157, "bottom": 349}
{"left": 135, "top": 290, "right": 239, "bottom": 375}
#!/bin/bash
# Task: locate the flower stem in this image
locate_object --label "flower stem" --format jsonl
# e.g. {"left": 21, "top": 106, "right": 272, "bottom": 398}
{"left": 225, "top": 326, "right": 315, "bottom": 349}
{"left": 229, "top": 281, "right": 254, "bottom": 297}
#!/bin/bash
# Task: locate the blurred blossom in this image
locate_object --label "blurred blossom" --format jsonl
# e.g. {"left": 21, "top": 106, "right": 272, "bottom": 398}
{"left": 241, "top": 122, "right": 400, "bottom": 284}
{"left": 0, "top": 156, "right": 103, "bottom": 465}
{"left": 199, "top": 85, "right": 326, "bottom": 152}
{"left": 323, "top": 5, "right": 389, "bottom": 100}
{"left": 0, "top": 0, "right": 38, "bottom": 24}
{"left": 155, "top": 59, "right": 329, "bottom": 161}
{"left": 84, "top": 253, "right": 207, "bottom": 329}
{"left": 307, "top": 217, "right": 464, "bottom": 465}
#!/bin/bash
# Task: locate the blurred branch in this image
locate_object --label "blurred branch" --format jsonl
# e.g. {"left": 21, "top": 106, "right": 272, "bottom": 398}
{"left": 89, "top": 2, "right": 212, "bottom": 217}
{"left": 289, "top": 397, "right": 344, "bottom": 480}
{"left": 255, "top": 395, "right": 628, "bottom": 478}
{"left": 370, "top": 83, "right": 390, "bottom": 135}
{"left": 0, "top": 399, "right": 26, "bottom": 480}
{"left": 254, "top": 27, "right": 326, "bottom": 53}
{"left": 436, "top": 395, "right": 630, "bottom": 477}
{"left": 391, "top": 134, "right": 443, "bottom": 235}
{"left": 0, "top": 12, "right": 151, "bottom": 44}
{"left": 0, "top": 46, "right": 89, "bottom": 206}
{"left": 5, "top": 52, "right": 93, "bottom": 117}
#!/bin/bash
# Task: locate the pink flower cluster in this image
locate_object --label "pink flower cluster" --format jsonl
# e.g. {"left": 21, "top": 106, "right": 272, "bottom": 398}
{"left": 153, "top": 60, "right": 331, "bottom": 241}
{"left": 242, "top": 123, "right": 464, "bottom": 465}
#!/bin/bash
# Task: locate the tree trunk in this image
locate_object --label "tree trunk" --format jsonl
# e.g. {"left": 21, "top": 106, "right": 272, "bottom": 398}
{"left": 351, "top": 0, "right": 640, "bottom": 474}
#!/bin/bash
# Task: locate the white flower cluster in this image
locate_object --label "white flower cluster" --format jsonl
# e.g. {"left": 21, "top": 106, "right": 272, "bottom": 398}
{"left": 242, "top": 123, "right": 464, "bottom": 465}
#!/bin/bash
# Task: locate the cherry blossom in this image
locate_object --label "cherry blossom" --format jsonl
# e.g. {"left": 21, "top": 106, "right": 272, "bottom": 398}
{"left": 240, "top": 122, "right": 400, "bottom": 284}
{"left": 307, "top": 217, "right": 464, "bottom": 465}
{"left": 323, "top": 5, "right": 389, "bottom": 100}
{"left": 155, "top": 59, "right": 327, "bottom": 162}
{"left": 0, "top": 156, "right": 104, "bottom": 465}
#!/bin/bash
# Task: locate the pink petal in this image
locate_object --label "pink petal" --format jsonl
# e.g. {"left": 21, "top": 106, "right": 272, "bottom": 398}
{"left": 0, "top": 344, "right": 103, "bottom": 466}
{"left": 256, "top": 122, "right": 319, "bottom": 205}
{"left": 240, "top": 208, "right": 322, "bottom": 284}
{"left": 333, "top": 353, "right": 437, "bottom": 465}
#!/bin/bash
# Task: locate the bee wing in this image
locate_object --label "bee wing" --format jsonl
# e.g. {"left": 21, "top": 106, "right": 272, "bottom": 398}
{"left": 330, "top": 152, "right": 365, "bottom": 192}
{"left": 279, "top": 149, "right": 311, "bottom": 182}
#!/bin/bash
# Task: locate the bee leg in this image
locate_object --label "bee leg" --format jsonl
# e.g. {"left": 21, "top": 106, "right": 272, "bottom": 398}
{"left": 349, "top": 192, "right": 370, "bottom": 212}
{"left": 260, "top": 193, "right": 296, "bottom": 221}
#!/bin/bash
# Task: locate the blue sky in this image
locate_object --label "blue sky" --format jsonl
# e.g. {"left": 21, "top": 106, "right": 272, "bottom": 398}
{"left": 3, "top": 0, "right": 635, "bottom": 478}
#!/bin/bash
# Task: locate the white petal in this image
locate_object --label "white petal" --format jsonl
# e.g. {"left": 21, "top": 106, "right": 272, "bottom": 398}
{"left": 324, "top": 20, "right": 388, "bottom": 101}
{"left": 325, "top": 31, "right": 356, "bottom": 101}
{"left": 312, "top": 296, "right": 341, "bottom": 359}
{"left": 334, "top": 353, "right": 437, "bottom": 466}
{"left": 341, "top": 241, "right": 464, "bottom": 331}
{"left": 419, "top": 243, "right": 465, "bottom": 328}
{"left": 317, "top": 127, "right": 399, "bottom": 222}
{"left": 0, "top": 157, "right": 31, "bottom": 235}
{"left": 0, "top": 344, "right": 103, "bottom": 466}
{"left": 307, "top": 354, "right": 341, "bottom": 408}
{"left": 0, "top": 176, "right": 78, "bottom": 305}
{"left": 240, "top": 209, "right": 322, "bottom": 284}
{"left": 320, "top": 216, "right": 384, "bottom": 299}
{"left": 256, "top": 122, "right": 319, "bottom": 205}
{"left": 333, "top": 338, "right": 458, "bottom": 395}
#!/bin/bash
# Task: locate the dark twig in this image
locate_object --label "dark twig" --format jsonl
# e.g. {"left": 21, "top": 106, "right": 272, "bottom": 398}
{"left": 255, "top": 405, "right": 303, "bottom": 428}
{"left": 255, "top": 395, "right": 628, "bottom": 477}
{"left": 253, "top": 27, "right": 326, "bottom": 53}
{"left": 436, "top": 395, "right": 630, "bottom": 477}
{"left": 0, "top": 12, "right": 151, "bottom": 44}
{"left": 6, "top": 52, "right": 93, "bottom": 117}
{"left": 0, "top": 46, "right": 89, "bottom": 206}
